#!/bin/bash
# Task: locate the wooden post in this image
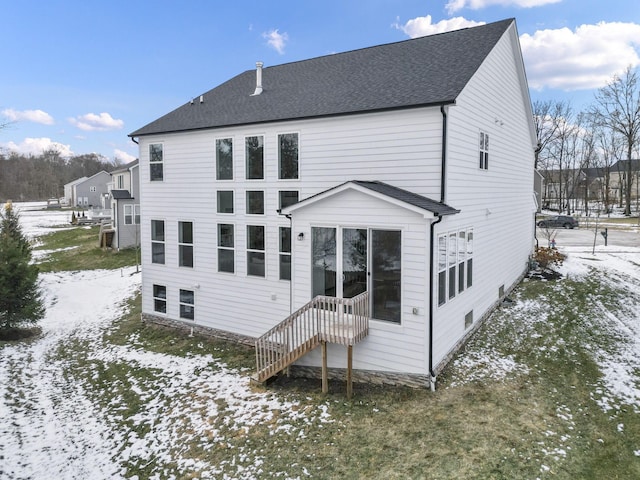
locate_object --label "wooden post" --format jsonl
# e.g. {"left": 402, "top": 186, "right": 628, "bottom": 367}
{"left": 321, "top": 341, "right": 328, "bottom": 394}
{"left": 346, "top": 344, "right": 353, "bottom": 400}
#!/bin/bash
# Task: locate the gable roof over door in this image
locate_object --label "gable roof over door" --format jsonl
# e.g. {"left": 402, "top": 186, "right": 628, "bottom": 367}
{"left": 281, "top": 181, "right": 460, "bottom": 219}
{"left": 130, "top": 19, "right": 514, "bottom": 137}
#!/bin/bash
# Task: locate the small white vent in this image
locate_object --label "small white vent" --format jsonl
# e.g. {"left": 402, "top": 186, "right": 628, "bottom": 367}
{"left": 251, "top": 61, "right": 264, "bottom": 96}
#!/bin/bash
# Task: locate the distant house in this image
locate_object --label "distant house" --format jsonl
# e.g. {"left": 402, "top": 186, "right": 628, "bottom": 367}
{"left": 108, "top": 159, "right": 140, "bottom": 249}
{"left": 129, "top": 19, "right": 537, "bottom": 389}
{"left": 67, "top": 171, "right": 111, "bottom": 207}
{"left": 63, "top": 176, "right": 87, "bottom": 206}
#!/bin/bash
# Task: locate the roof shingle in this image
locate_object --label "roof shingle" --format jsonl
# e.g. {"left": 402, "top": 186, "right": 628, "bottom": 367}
{"left": 130, "top": 19, "right": 513, "bottom": 137}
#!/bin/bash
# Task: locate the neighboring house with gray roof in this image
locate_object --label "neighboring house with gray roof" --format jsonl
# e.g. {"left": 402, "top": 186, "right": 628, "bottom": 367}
{"left": 129, "top": 19, "right": 537, "bottom": 389}
{"left": 69, "top": 171, "right": 111, "bottom": 207}
{"left": 108, "top": 159, "right": 140, "bottom": 249}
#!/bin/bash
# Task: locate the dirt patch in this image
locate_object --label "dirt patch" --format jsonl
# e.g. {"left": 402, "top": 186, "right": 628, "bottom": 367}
{"left": 0, "top": 327, "right": 41, "bottom": 341}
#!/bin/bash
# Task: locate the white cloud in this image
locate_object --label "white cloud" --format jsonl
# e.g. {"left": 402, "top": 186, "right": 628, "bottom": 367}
{"left": 69, "top": 112, "right": 124, "bottom": 132}
{"left": 1, "top": 137, "right": 73, "bottom": 157}
{"left": 114, "top": 149, "right": 136, "bottom": 163}
{"left": 263, "top": 29, "right": 288, "bottom": 54}
{"left": 395, "top": 15, "right": 485, "bottom": 38}
{"left": 521, "top": 22, "right": 640, "bottom": 91}
{"left": 446, "top": 0, "right": 561, "bottom": 14}
{"left": 2, "top": 108, "right": 54, "bottom": 125}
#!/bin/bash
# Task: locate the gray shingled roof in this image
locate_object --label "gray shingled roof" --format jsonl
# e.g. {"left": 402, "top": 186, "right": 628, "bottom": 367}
{"left": 111, "top": 189, "right": 133, "bottom": 200}
{"left": 130, "top": 19, "right": 513, "bottom": 137}
{"left": 351, "top": 181, "right": 459, "bottom": 216}
{"left": 283, "top": 181, "right": 459, "bottom": 217}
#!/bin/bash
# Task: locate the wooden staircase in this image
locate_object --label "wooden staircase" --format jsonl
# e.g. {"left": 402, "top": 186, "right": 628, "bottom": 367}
{"left": 252, "top": 291, "right": 370, "bottom": 385}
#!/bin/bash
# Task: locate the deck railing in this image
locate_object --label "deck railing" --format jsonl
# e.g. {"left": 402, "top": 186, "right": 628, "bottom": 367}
{"left": 254, "top": 291, "right": 370, "bottom": 383}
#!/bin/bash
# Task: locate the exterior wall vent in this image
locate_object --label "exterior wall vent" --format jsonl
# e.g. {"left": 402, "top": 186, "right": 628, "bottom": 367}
{"left": 465, "top": 311, "right": 473, "bottom": 329}
{"left": 499, "top": 284, "right": 505, "bottom": 298}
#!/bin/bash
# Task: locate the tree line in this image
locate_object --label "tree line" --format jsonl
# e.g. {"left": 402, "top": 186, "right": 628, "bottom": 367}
{"left": 534, "top": 66, "right": 640, "bottom": 216}
{"left": 0, "top": 150, "right": 122, "bottom": 203}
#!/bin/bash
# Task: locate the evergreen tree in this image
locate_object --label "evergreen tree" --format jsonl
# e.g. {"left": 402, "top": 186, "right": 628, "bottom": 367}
{"left": 0, "top": 203, "right": 45, "bottom": 334}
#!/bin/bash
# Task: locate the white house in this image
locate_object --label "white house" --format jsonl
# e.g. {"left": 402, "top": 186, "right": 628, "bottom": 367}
{"left": 108, "top": 159, "right": 141, "bottom": 249}
{"left": 63, "top": 176, "right": 87, "bottom": 206}
{"left": 129, "top": 19, "right": 537, "bottom": 389}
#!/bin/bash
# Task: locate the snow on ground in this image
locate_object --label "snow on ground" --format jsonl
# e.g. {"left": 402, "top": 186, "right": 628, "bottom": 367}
{"left": 2, "top": 204, "right": 639, "bottom": 478}
{"left": 1, "top": 204, "right": 333, "bottom": 479}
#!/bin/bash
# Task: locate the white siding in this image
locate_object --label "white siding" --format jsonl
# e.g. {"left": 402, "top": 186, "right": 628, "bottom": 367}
{"left": 137, "top": 24, "right": 536, "bottom": 378}
{"left": 139, "top": 108, "right": 442, "bottom": 340}
{"left": 289, "top": 188, "right": 430, "bottom": 374}
{"left": 431, "top": 25, "right": 536, "bottom": 367}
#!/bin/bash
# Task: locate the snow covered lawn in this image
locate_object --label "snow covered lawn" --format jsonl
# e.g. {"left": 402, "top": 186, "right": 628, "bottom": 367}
{"left": 2, "top": 203, "right": 640, "bottom": 479}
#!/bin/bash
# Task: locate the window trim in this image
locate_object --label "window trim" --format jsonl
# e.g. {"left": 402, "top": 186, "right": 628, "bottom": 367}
{"left": 246, "top": 190, "right": 265, "bottom": 215}
{"left": 246, "top": 224, "right": 266, "bottom": 277}
{"left": 217, "top": 223, "right": 235, "bottom": 274}
{"left": 278, "top": 132, "right": 299, "bottom": 180}
{"left": 179, "top": 288, "right": 195, "bottom": 321}
{"left": 149, "top": 143, "right": 164, "bottom": 182}
{"left": 216, "top": 190, "right": 235, "bottom": 214}
{"left": 153, "top": 284, "right": 167, "bottom": 314}
{"left": 178, "top": 221, "right": 194, "bottom": 268}
{"left": 279, "top": 226, "right": 291, "bottom": 281}
{"left": 438, "top": 227, "right": 473, "bottom": 307}
{"left": 215, "top": 137, "right": 234, "bottom": 181}
{"left": 278, "top": 190, "right": 299, "bottom": 210}
{"left": 150, "top": 219, "right": 165, "bottom": 265}
{"left": 479, "top": 131, "right": 489, "bottom": 170}
{"left": 245, "top": 135, "right": 265, "bottom": 180}
{"left": 124, "top": 204, "right": 141, "bottom": 225}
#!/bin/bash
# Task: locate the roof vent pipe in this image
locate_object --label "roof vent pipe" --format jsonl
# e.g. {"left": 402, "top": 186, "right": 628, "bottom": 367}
{"left": 252, "top": 61, "right": 264, "bottom": 96}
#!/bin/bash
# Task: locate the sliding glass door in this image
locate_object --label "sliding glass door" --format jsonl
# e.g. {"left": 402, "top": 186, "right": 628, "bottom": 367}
{"left": 311, "top": 226, "right": 401, "bottom": 323}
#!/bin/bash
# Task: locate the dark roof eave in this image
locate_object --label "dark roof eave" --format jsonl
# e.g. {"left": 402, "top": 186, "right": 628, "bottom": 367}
{"left": 128, "top": 99, "right": 457, "bottom": 138}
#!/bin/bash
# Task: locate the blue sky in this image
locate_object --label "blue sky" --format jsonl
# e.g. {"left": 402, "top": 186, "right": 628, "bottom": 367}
{"left": 1, "top": 0, "right": 639, "bottom": 163}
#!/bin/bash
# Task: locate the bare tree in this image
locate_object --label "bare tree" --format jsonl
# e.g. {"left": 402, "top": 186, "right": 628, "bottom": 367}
{"left": 592, "top": 66, "right": 640, "bottom": 216}
{"left": 533, "top": 100, "right": 561, "bottom": 170}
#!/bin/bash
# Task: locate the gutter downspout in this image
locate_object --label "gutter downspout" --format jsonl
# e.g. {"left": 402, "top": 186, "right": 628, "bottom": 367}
{"left": 440, "top": 105, "right": 448, "bottom": 204}
{"left": 428, "top": 104, "right": 449, "bottom": 391}
{"left": 429, "top": 214, "right": 443, "bottom": 391}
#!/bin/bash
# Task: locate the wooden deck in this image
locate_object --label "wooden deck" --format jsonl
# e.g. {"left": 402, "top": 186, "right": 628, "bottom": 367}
{"left": 253, "top": 291, "right": 370, "bottom": 389}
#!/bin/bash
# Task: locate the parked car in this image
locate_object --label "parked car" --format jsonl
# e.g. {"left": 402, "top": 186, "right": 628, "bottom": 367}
{"left": 537, "top": 215, "right": 579, "bottom": 229}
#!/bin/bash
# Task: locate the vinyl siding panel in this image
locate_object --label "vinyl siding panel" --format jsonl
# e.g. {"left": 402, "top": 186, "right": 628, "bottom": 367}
{"left": 139, "top": 108, "right": 441, "bottom": 342}
{"left": 289, "top": 189, "right": 430, "bottom": 374}
{"left": 431, "top": 25, "right": 535, "bottom": 368}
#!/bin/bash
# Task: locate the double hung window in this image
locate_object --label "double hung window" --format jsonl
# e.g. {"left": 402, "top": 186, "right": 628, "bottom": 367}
{"left": 179, "top": 289, "right": 195, "bottom": 320}
{"left": 178, "top": 221, "right": 194, "bottom": 268}
{"left": 217, "top": 224, "right": 234, "bottom": 273}
{"left": 124, "top": 204, "right": 140, "bottom": 225}
{"left": 479, "top": 132, "right": 489, "bottom": 170}
{"left": 438, "top": 228, "right": 474, "bottom": 306}
{"left": 153, "top": 284, "right": 166, "bottom": 313}
{"left": 150, "top": 143, "right": 164, "bottom": 181}
{"left": 279, "top": 227, "right": 291, "bottom": 280}
{"left": 151, "top": 220, "right": 165, "bottom": 264}
{"left": 247, "top": 225, "right": 265, "bottom": 277}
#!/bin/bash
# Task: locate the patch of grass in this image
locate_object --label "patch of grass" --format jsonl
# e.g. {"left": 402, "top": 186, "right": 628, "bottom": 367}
{"left": 34, "top": 225, "right": 138, "bottom": 272}
{"left": 44, "top": 265, "right": 640, "bottom": 479}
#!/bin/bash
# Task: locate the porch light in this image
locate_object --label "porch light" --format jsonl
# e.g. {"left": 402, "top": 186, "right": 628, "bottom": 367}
{"left": 297, "top": 232, "right": 305, "bottom": 241}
